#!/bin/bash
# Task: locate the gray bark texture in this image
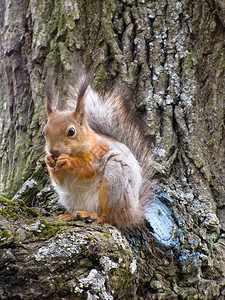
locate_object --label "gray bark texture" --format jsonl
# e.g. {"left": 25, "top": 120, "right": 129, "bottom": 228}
{"left": 0, "top": 0, "right": 224, "bottom": 299}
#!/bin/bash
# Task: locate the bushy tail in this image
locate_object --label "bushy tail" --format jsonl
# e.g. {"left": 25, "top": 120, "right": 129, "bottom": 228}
{"left": 66, "top": 75, "right": 156, "bottom": 208}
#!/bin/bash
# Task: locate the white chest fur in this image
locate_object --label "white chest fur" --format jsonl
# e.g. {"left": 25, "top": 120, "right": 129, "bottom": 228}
{"left": 53, "top": 171, "right": 102, "bottom": 214}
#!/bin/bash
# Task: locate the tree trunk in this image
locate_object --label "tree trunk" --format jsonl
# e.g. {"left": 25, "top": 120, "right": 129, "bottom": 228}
{"left": 0, "top": 0, "right": 224, "bottom": 299}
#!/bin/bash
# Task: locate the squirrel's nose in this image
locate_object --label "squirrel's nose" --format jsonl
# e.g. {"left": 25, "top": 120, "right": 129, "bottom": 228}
{"left": 49, "top": 148, "right": 60, "bottom": 159}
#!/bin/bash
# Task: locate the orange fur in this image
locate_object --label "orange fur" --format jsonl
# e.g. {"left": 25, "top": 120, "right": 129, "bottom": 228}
{"left": 50, "top": 136, "right": 109, "bottom": 181}
{"left": 44, "top": 112, "right": 111, "bottom": 221}
{"left": 99, "top": 178, "right": 110, "bottom": 218}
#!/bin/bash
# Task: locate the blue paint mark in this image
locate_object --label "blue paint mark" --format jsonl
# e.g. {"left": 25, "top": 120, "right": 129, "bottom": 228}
{"left": 145, "top": 194, "right": 179, "bottom": 249}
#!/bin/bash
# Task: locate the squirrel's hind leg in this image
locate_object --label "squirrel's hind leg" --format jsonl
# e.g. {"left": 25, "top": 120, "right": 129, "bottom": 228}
{"left": 102, "top": 152, "right": 144, "bottom": 231}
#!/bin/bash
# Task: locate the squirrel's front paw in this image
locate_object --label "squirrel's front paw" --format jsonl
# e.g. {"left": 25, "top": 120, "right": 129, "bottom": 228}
{"left": 45, "top": 155, "right": 56, "bottom": 169}
{"left": 54, "top": 154, "right": 71, "bottom": 170}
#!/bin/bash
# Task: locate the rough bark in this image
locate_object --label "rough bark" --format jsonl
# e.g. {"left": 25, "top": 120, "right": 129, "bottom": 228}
{"left": 0, "top": 0, "right": 224, "bottom": 299}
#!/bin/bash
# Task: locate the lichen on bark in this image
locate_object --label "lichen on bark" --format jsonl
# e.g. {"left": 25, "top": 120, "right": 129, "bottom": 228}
{"left": 0, "top": 197, "right": 139, "bottom": 299}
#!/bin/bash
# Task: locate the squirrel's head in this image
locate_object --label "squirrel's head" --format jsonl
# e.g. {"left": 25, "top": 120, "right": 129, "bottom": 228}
{"left": 43, "top": 76, "right": 94, "bottom": 159}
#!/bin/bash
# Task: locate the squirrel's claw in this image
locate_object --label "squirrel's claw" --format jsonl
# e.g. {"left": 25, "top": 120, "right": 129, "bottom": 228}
{"left": 56, "top": 211, "right": 108, "bottom": 224}
{"left": 55, "top": 214, "right": 75, "bottom": 220}
{"left": 45, "top": 155, "right": 56, "bottom": 169}
{"left": 54, "top": 154, "right": 70, "bottom": 170}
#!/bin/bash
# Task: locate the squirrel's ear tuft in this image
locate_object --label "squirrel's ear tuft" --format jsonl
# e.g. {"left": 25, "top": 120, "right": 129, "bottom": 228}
{"left": 74, "top": 76, "right": 91, "bottom": 123}
{"left": 45, "top": 71, "right": 58, "bottom": 115}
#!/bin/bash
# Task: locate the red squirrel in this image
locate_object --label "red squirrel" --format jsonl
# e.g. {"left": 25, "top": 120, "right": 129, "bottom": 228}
{"left": 43, "top": 73, "right": 155, "bottom": 231}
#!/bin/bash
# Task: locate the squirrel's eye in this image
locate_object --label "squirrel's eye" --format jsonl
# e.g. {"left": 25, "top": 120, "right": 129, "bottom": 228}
{"left": 68, "top": 127, "right": 75, "bottom": 137}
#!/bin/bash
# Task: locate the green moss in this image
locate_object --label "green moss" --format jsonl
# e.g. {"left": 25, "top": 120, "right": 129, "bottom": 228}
{"left": 0, "top": 196, "right": 12, "bottom": 203}
{"left": 26, "top": 207, "right": 40, "bottom": 217}
{"left": 209, "top": 20, "right": 217, "bottom": 33}
{"left": 0, "top": 196, "right": 39, "bottom": 220}
{"left": 0, "top": 209, "right": 8, "bottom": 217}
{"left": 94, "top": 65, "right": 107, "bottom": 87}
{"left": 57, "top": 221, "right": 67, "bottom": 226}
{"left": 38, "top": 220, "right": 60, "bottom": 237}
{"left": 103, "top": 232, "right": 111, "bottom": 238}
{"left": 0, "top": 208, "right": 15, "bottom": 217}
{"left": 0, "top": 230, "right": 11, "bottom": 242}
{"left": 30, "top": 219, "right": 78, "bottom": 239}
{"left": 183, "top": 52, "right": 198, "bottom": 73}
